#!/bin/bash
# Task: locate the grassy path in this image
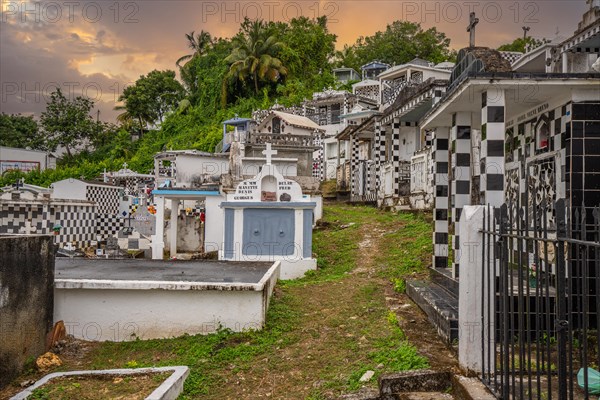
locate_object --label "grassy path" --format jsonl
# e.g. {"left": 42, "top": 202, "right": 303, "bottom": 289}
{"left": 1, "top": 203, "right": 458, "bottom": 400}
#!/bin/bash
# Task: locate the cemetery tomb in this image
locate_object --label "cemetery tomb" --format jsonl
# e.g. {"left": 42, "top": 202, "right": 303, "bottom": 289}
{"left": 219, "top": 144, "right": 318, "bottom": 279}
{"left": 53, "top": 258, "right": 280, "bottom": 341}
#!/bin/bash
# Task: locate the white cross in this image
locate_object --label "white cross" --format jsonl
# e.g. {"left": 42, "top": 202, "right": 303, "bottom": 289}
{"left": 262, "top": 143, "right": 277, "bottom": 165}
{"left": 123, "top": 162, "right": 128, "bottom": 170}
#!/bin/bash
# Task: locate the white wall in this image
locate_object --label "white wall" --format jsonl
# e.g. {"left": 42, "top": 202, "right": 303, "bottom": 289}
{"left": 51, "top": 179, "right": 87, "bottom": 200}
{"left": 54, "top": 262, "right": 279, "bottom": 341}
{"left": 204, "top": 195, "right": 224, "bottom": 253}
{"left": 176, "top": 154, "right": 229, "bottom": 188}
{"left": 54, "top": 285, "right": 272, "bottom": 341}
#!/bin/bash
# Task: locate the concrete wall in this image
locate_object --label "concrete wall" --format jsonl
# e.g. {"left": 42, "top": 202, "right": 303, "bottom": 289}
{"left": 0, "top": 235, "right": 54, "bottom": 388}
{"left": 176, "top": 154, "right": 229, "bottom": 188}
{"left": 165, "top": 215, "right": 202, "bottom": 253}
{"left": 204, "top": 195, "right": 224, "bottom": 254}
{"left": 51, "top": 179, "right": 87, "bottom": 200}
{"left": 53, "top": 263, "right": 280, "bottom": 341}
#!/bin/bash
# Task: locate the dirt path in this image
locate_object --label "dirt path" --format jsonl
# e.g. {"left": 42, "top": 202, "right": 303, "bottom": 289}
{"left": 350, "top": 220, "right": 460, "bottom": 374}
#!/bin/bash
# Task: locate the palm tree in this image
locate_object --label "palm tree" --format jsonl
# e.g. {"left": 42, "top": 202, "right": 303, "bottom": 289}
{"left": 176, "top": 30, "right": 213, "bottom": 68}
{"left": 224, "top": 20, "right": 288, "bottom": 95}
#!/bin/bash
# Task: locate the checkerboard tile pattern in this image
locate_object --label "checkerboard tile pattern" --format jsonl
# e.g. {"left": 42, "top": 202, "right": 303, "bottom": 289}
{"left": 97, "top": 213, "right": 125, "bottom": 238}
{"left": 433, "top": 127, "right": 450, "bottom": 269}
{"left": 53, "top": 204, "right": 97, "bottom": 246}
{"left": 86, "top": 185, "right": 121, "bottom": 214}
{"left": 481, "top": 89, "right": 506, "bottom": 207}
{"left": 1, "top": 199, "right": 128, "bottom": 247}
{"left": 374, "top": 121, "right": 385, "bottom": 191}
{"left": 451, "top": 112, "right": 473, "bottom": 278}
{"left": 350, "top": 134, "right": 360, "bottom": 195}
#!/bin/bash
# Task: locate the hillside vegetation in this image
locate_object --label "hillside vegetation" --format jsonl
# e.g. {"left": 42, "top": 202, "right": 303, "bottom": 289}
{"left": 0, "top": 18, "right": 457, "bottom": 187}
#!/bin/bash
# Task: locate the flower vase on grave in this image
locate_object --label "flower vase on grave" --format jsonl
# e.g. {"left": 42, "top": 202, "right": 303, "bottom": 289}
{"left": 529, "top": 262, "right": 538, "bottom": 288}
{"left": 529, "top": 276, "right": 538, "bottom": 288}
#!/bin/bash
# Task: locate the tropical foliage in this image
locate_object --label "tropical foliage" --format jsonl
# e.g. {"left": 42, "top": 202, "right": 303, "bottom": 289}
{"left": 224, "top": 19, "right": 288, "bottom": 96}
{"left": 1, "top": 17, "right": 455, "bottom": 188}
{"left": 336, "top": 21, "right": 456, "bottom": 70}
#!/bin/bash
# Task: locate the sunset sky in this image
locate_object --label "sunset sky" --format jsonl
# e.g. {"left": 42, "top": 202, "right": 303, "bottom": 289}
{"left": 0, "top": 0, "right": 590, "bottom": 121}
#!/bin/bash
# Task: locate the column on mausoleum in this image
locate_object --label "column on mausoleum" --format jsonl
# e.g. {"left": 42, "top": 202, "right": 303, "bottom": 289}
{"left": 433, "top": 127, "right": 450, "bottom": 269}
{"left": 374, "top": 120, "right": 386, "bottom": 192}
{"left": 480, "top": 88, "right": 506, "bottom": 206}
{"left": 451, "top": 112, "right": 473, "bottom": 278}
{"left": 392, "top": 117, "right": 402, "bottom": 197}
{"left": 350, "top": 133, "right": 360, "bottom": 197}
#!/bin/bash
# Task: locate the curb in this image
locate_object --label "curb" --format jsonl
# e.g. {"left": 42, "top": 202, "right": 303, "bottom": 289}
{"left": 10, "top": 366, "right": 190, "bottom": 400}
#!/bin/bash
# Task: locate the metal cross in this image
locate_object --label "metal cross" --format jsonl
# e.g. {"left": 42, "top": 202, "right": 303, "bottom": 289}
{"left": 522, "top": 26, "right": 531, "bottom": 39}
{"left": 467, "top": 12, "right": 479, "bottom": 47}
{"left": 262, "top": 143, "right": 277, "bottom": 165}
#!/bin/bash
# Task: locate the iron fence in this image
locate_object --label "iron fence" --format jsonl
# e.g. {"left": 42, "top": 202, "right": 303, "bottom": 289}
{"left": 480, "top": 199, "right": 599, "bottom": 399}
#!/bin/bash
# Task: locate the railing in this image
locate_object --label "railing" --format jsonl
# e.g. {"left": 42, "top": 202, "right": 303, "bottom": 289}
{"left": 480, "top": 199, "right": 599, "bottom": 399}
{"left": 381, "top": 75, "right": 424, "bottom": 107}
{"left": 214, "top": 139, "right": 224, "bottom": 153}
{"left": 445, "top": 51, "right": 485, "bottom": 96}
{"left": 350, "top": 160, "right": 376, "bottom": 203}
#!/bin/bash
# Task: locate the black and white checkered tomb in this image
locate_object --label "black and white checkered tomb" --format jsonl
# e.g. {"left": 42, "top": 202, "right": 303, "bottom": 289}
{"left": 433, "top": 127, "right": 450, "bottom": 269}
{"left": 481, "top": 89, "right": 506, "bottom": 206}
{"left": 451, "top": 112, "right": 473, "bottom": 278}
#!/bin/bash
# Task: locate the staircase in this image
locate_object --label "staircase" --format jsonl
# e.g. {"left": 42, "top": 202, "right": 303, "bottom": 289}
{"left": 406, "top": 268, "right": 459, "bottom": 345}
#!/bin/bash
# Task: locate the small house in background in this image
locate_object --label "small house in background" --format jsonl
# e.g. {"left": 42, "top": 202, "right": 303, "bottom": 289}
{"left": 0, "top": 146, "right": 57, "bottom": 173}
{"left": 333, "top": 67, "right": 360, "bottom": 83}
{"left": 360, "top": 60, "right": 391, "bottom": 80}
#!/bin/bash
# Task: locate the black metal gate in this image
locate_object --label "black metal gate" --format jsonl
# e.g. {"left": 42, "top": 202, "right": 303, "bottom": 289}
{"left": 480, "top": 199, "right": 599, "bottom": 399}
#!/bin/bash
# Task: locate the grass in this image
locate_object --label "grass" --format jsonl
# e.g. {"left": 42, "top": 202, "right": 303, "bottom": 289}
{"left": 23, "top": 203, "right": 435, "bottom": 399}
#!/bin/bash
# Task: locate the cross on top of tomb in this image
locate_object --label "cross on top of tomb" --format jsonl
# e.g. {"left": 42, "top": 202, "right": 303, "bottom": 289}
{"left": 467, "top": 12, "right": 479, "bottom": 47}
{"left": 262, "top": 143, "right": 277, "bottom": 165}
{"left": 123, "top": 162, "right": 128, "bottom": 169}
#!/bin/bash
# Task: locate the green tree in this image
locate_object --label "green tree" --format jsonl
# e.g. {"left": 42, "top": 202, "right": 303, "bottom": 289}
{"left": 274, "top": 16, "right": 337, "bottom": 85}
{"left": 39, "top": 88, "right": 96, "bottom": 157}
{"left": 225, "top": 19, "right": 288, "bottom": 96}
{"left": 0, "top": 113, "right": 42, "bottom": 149}
{"left": 498, "top": 36, "right": 548, "bottom": 53}
{"left": 181, "top": 38, "right": 233, "bottom": 107}
{"left": 118, "top": 70, "right": 185, "bottom": 134}
{"left": 176, "top": 30, "right": 214, "bottom": 68}
{"left": 339, "top": 21, "right": 454, "bottom": 71}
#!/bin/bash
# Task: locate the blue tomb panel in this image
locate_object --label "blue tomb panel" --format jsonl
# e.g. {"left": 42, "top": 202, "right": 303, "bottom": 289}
{"left": 242, "top": 208, "right": 296, "bottom": 257}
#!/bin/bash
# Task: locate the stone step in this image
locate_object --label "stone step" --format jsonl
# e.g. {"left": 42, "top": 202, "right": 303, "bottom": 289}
{"left": 396, "top": 392, "right": 454, "bottom": 400}
{"left": 429, "top": 267, "right": 459, "bottom": 298}
{"left": 406, "top": 280, "right": 458, "bottom": 345}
